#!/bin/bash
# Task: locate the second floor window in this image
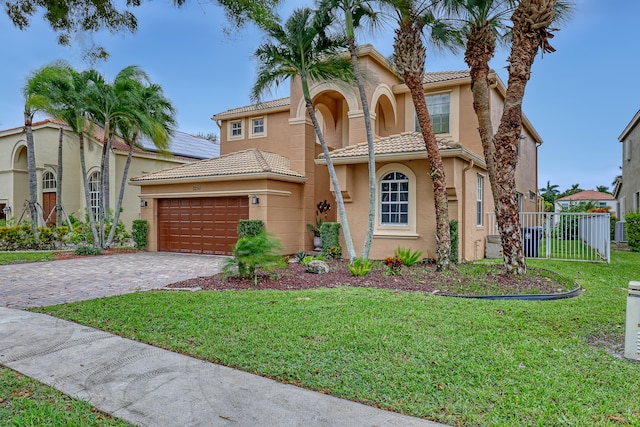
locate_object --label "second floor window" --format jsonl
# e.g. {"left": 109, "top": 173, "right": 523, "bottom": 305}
{"left": 252, "top": 117, "right": 264, "bottom": 135}
{"left": 230, "top": 120, "right": 243, "bottom": 138}
{"left": 426, "top": 93, "right": 450, "bottom": 134}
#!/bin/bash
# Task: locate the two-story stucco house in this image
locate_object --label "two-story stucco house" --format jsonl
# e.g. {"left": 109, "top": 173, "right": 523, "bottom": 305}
{"left": 616, "top": 110, "right": 640, "bottom": 217}
{"left": 131, "top": 45, "right": 541, "bottom": 261}
{"left": 0, "top": 119, "right": 218, "bottom": 230}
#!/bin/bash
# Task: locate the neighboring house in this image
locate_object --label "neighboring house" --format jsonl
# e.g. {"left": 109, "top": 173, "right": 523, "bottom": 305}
{"left": 554, "top": 190, "right": 616, "bottom": 215}
{"left": 0, "top": 119, "right": 218, "bottom": 229}
{"left": 131, "top": 45, "right": 541, "bottom": 260}
{"left": 617, "top": 109, "right": 640, "bottom": 218}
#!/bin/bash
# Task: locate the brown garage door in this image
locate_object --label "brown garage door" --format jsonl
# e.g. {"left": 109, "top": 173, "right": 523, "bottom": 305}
{"left": 157, "top": 197, "right": 248, "bottom": 255}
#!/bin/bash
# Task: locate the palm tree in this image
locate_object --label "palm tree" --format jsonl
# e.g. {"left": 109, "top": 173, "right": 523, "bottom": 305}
{"left": 105, "top": 79, "right": 176, "bottom": 247}
{"left": 85, "top": 66, "right": 149, "bottom": 247}
{"left": 42, "top": 66, "right": 101, "bottom": 244}
{"left": 539, "top": 180, "right": 559, "bottom": 204}
{"left": 442, "top": 0, "right": 571, "bottom": 274}
{"left": 22, "top": 67, "right": 59, "bottom": 234}
{"left": 383, "top": 0, "right": 454, "bottom": 271}
{"left": 596, "top": 185, "right": 610, "bottom": 194}
{"left": 251, "top": 7, "right": 358, "bottom": 261}
{"left": 317, "top": 0, "right": 379, "bottom": 259}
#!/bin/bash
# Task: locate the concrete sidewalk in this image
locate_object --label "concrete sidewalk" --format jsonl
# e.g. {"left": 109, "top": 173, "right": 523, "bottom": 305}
{"left": 0, "top": 308, "right": 446, "bottom": 427}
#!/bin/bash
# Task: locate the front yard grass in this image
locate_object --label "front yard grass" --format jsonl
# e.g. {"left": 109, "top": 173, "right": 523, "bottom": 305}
{"left": 0, "top": 251, "right": 54, "bottom": 265}
{"left": 0, "top": 367, "right": 130, "bottom": 426}
{"left": 35, "top": 252, "right": 640, "bottom": 426}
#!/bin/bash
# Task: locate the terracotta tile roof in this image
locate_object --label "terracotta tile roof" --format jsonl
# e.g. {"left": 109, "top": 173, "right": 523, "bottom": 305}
{"left": 213, "top": 97, "right": 291, "bottom": 119}
{"left": 423, "top": 70, "right": 470, "bottom": 84}
{"left": 131, "top": 148, "right": 305, "bottom": 182}
{"left": 556, "top": 190, "right": 615, "bottom": 201}
{"left": 319, "top": 132, "right": 460, "bottom": 160}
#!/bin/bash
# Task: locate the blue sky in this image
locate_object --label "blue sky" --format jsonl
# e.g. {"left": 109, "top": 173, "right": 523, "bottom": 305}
{"left": 1, "top": 0, "right": 638, "bottom": 193}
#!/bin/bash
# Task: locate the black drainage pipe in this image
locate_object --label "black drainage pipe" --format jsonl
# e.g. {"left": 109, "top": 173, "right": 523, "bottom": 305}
{"left": 435, "top": 285, "right": 582, "bottom": 301}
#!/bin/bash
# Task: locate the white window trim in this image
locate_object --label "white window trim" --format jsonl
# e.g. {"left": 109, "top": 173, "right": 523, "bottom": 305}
{"left": 249, "top": 116, "right": 267, "bottom": 139}
{"left": 228, "top": 119, "right": 244, "bottom": 140}
{"left": 42, "top": 170, "right": 57, "bottom": 192}
{"left": 477, "top": 174, "right": 483, "bottom": 227}
{"left": 374, "top": 163, "right": 417, "bottom": 238}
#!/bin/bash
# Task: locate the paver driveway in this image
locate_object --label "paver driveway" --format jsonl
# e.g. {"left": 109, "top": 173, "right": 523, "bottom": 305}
{"left": 0, "top": 252, "right": 225, "bottom": 309}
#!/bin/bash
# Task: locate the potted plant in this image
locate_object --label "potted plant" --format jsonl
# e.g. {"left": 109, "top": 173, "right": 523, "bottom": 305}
{"left": 307, "top": 217, "right": 324, "bottom": 251}
{"left": 307, "top": 200, "right": 331, "bottom": 251}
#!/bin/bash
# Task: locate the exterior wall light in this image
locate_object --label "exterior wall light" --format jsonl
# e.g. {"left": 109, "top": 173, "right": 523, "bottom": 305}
{"left": 251, "top": 195, "right": 260, "bottom": 205}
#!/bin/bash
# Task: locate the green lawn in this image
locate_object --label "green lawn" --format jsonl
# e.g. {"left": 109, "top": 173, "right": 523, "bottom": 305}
{"left": 35, "top": 252, "right": 640, "bottom": 426}
{"left": 0, "top": 251, "right": 55, "bottom": 265}
{"left": 0, "top": 367, "right": 130, "bottom": 426}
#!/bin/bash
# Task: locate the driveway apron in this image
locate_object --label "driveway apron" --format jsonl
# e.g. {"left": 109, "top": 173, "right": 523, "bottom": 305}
{"left": 0, "top": 252, "right": 225, "bottom": 309}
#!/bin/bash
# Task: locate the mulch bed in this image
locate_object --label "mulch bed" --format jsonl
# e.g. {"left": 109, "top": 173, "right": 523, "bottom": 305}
{"left": 167, "top": 259, "right": 574, "bottom": 295}
{"left": 52, "top": 248, "right": 138, "bottom": 261}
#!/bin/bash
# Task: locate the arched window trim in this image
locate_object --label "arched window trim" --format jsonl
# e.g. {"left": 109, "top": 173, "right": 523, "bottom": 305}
{"left": 42, "top": 171, "right": 57, "bottom": 192}
{"left": 88, "top": 170, "right": 101, "bottom": 217}
{"left": 375, "top": 163, "right": 418, "bottom": 238}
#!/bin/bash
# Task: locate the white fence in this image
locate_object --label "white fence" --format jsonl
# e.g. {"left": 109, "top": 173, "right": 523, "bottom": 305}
{"left": 486, "top": 212, "right": 610, "bottom": 263}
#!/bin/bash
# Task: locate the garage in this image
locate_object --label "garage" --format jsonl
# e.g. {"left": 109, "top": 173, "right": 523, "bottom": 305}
{"left": 157, "top": 197, "right": 248, "bottom": 255}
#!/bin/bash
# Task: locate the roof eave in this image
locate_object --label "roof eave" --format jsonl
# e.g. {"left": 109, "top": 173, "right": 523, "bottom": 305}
{"left": 315, "top": 147, "right": 487, "bottom": 169}
{"left": 212, "top": 105, "right": 290, "bottom": 121}
{"left": 130, "top": 171, "right": 307, "bottom": 186}
{"left": 618, "top": 109, "right": 640, "bottom": 141}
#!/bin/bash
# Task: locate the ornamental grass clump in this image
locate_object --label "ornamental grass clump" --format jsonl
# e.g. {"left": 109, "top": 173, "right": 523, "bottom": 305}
{"left": 394, "top": 247, "right": 423, "bottom": 266}
{"left": 222, "top": 232, "right": 286, "bottom": 285}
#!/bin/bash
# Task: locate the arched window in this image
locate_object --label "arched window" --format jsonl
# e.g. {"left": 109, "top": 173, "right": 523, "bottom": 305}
{"left": 380, "top": 172, "right": 409, "bottom": 225}
{"left": 42, "top": 171, "right": 56, "bottom": 192}
{"left": 88, "top": 171, "right": 101, "bottom": 216}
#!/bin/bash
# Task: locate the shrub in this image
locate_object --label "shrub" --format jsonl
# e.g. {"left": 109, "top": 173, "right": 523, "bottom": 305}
{"left": 610, "top": 215, "right": 617, "bottom": 241}
{"left": 320, "top": 222, "right": 342, "bottom": 259}
{"left": 238, "top": 220, "right": 264, "bottom": 238}
{"left": 222, "top": 232, "right": 286, "bottom": 285}
{"left": 132, "top": 220, "right": 149, "bottom": 249}
{"left": 300, "top": 254, "right": 325, "bottom": 265}
{"left": 348, "top": 257, "right": 375, "bottom": 277}
{"left": 450, "top": 220, "right": 459, "bottom": 264}
{"left": 384, "top": 255, "right": 403, "bottom": 276}
{"left": 626, "top": 212, "right": 640, "bottom": 251}
{"left": 394, "top": 247, "right": 423, "bottom": 266}
{"left": 74, "top": 245, "right": 103, "bottom": 256}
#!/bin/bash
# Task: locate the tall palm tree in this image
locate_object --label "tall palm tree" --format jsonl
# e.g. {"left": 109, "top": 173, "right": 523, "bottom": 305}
{"left": 442, "top": 0, "right": 571, "bottom": 274}
{"left": 317, "top": 0, "right": 379, "bottom": 259}
{"left": 596, "top": 185, "right": 610, "bottom": 194}
{"left": 22, "top": 67, "right": 60, "bottom": 233}
{"left": 105, "top": 80, "right": 176, "bottom": 247}
{"left": 490, "top": 0, "right": 561, "bottom": 274}
{"left": 85, "top": 66, "right": 147, "bottom": 247}
{"left": 539, "top": 180, "right": 559, "bottom": 203}
{"left": 44, "top": 66, "right": 101, "bottom": 244}
{"left": 252, "top": 7, "right": 358, "bottom": 261}
{"left": 383, "top": 0, "right": 455, "bottom": 271}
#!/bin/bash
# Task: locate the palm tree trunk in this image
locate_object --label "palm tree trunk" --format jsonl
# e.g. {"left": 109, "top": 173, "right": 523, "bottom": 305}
{"left": 465, "top": 26, "right": 500, "bottom": 215}
{"left": 24, "top": 112, "right": 39, "bottom": 235}
{"left": 56, "top": 126, "right": 63, "bottom": 226}
{"left": 347, "top": 40, "right": 376, "bottom": 260}
{"left": 493, "top": 0, "right": 557, "bottom": 275}
{"left": 99, "top": 132, "right": 111, "bottom": 248}
{"left": 302, "top": 80, "right": 357, "bottom": 262}
{"left": 394, "top": 20, "right": 451, "bottom": 271}
{"left": 78, "top": 133, "right": 100, "bottom": 245}
{"left": 106, "top": 132, "right": 137, "bottom": 247}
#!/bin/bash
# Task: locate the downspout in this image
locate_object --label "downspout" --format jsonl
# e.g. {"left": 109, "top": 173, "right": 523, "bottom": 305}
{"left": 535, "top": 141, "right": 542, "bottom": 211}
{"left": 462, "top": 159, "right": 475, "bottom": 262}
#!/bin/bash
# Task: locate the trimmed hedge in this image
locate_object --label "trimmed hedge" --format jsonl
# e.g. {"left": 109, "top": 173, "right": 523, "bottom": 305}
{"left": 626, "top": 212, "right": 640, "bottom": 251}
{"left": 132, "top": 220, "right": 148, "bottom": 249}
{"left": 238, "top": 220, "right": 264, "bottom": 238}
{"left": 320, "top": 222, "right": 342, "bottom": 259}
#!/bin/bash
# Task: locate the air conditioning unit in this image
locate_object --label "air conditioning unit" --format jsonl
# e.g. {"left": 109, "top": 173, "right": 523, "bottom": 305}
{"left": 615, "top": 221, "right": 627, "bottom": 242}
{"left": 625, "top": 281, "right": 640, "bottom": 360}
